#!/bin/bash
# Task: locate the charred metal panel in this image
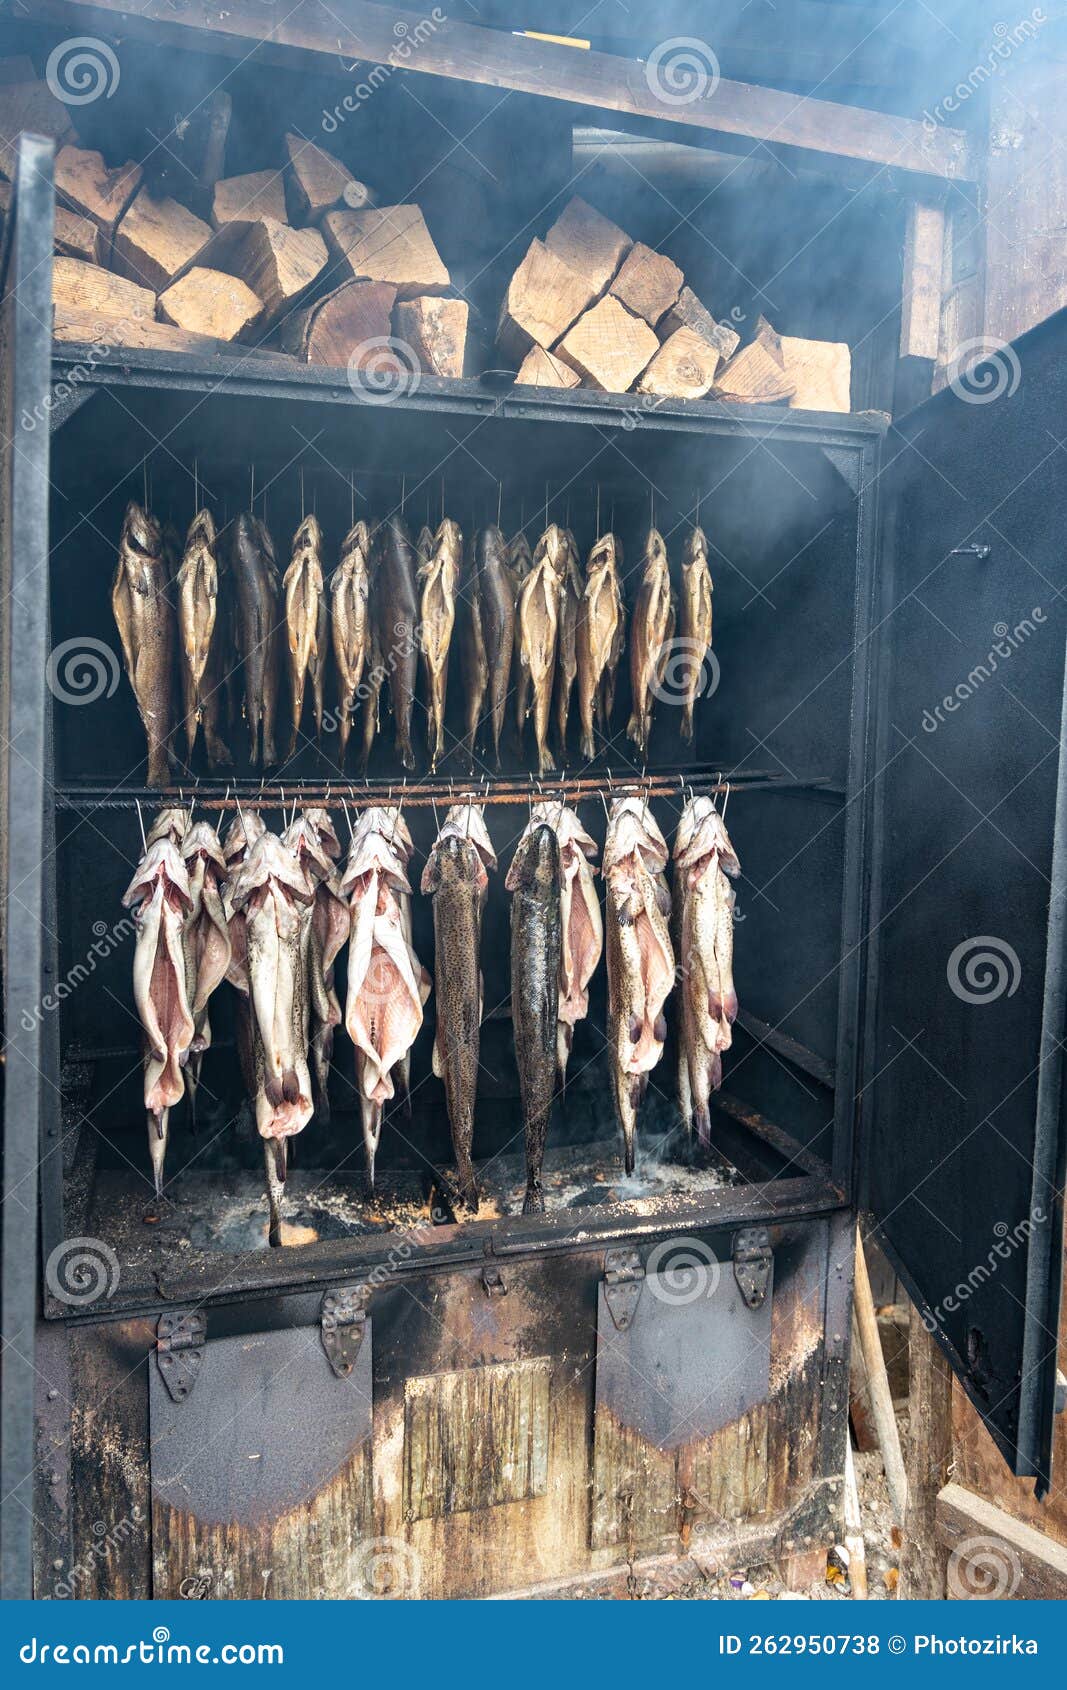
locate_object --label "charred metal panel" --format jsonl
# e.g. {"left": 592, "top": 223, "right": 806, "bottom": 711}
{"left": 403, "top": 1358, "right": 551, "bottom": 1519}
{"left": 149, "top": 1324, "right": 372, "bottom": 1599}
{"left": 592, "top": 1249, "right": 773, "bottom": 1550}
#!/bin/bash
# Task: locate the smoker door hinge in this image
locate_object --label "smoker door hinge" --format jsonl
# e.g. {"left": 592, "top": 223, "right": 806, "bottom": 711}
{"left": 320, "top": 1285, "right": 370, "bottom": 1377}
{"left": 604, "top": 1247, "right": 644, "bottom": 1331}
{"left": 155, "top": 1310, "right": 206, "bottom": 1403}
{"left": 482, "top": 1265, "right": 507, "bottom": 1297}
{"left": 733, "top": 1228, "right": 773, "bottom": 1310}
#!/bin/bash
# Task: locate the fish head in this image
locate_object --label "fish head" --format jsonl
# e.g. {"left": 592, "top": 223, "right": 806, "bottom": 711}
{"left": 122, "top": 501, "right": 162, "bottom": 560}
{"left": 281, "top": 816, "right": 334, "bottom": 884}
{"left": 475, "top": 523, "right": 507, "bottom": 575}
{"left": 342, "top": 829, "right": 411, "bottom": 896}
{"left": 605, "top": 797, "right": 669, "bottom": 875}
{"left": 341, "top": 519, "right": 372, "bottom": 569}
{"left": 146, "top": 806, "right": 190, "bottom": 848}
{"left": 535, "top": 523, "right": 568, "bottom": 582}
{"left": 682, "top": 524, "right": 709, "bottom": 576}
{"left": 292, "top": 512, "right": 323, "bottom": 556}
{"left": 181, "top": 821, "right": 227, "bottom": 875}
{"left": 505, "top": 821, "right": 559, "bottom": 893}
{"left": 222, "top": 808, "right": 267, "bottom": 866}
{"left": 434, "top": 517, "right": 464, "bottom": 575}
{"left": 642, "top": 526, "right": 669, "bottom": 580}
{"left": 421, "top": 831, "right": 486, "bottom": 896}
{"left": 676, "top": 799, "right": 740, "bottom": 877}
{"left": 440, "top": 804, "right": 496, "bottom": 872}
{"left": 122, "top": 837, "right": 193, "bottom": 912}
{"left": 302, "top": 807, "right": 342, "bottom": 858}
{"left": 507, "top": 531, "right": 533, "bottom": 581}
{"left": 228, "top": 832, "right": 313, "bottom": 911}
{"left": 415, "top": 525, "right": 434, "bottom": 570}
{"left": 185, "top": 508, "right": 217, "bottom": 553}
{"left": 585, "top": 532, "right": 618, "bottom": 584}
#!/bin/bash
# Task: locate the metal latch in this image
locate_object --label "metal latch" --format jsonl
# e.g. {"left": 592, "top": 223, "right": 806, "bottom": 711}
{"left": 733, "top": 1228, "right": 772, "bottom": 1311}
{"left": 155, "top": 1310, "right": 206, "bottom": 1403}
{"left": 320, "top": 1285, "right": 370, "bottom": 1377}
{"left": 482, "top": 1265, "right": 507, "bottom": 1298}
{"left": 604, "top": 1247, "right": 644, "bottom": 1331}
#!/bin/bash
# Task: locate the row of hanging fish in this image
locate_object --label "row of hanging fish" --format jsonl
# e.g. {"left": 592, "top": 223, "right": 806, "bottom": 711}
{"left": 121, "top": 793, "right": 739, "bottom": 1239}
{"left": 112, "top": 500, "right": 715, "bottom": 786}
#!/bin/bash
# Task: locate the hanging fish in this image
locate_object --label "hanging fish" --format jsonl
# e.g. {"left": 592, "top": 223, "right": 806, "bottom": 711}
{"left": 477, "top": 525, "right": 515, "bottom": 768}
{"left": 576, "top": 533, "right": 624, "bottom": 760}
{"left": 517, "top": 524, "right": 567, "bottom": 774}
{"left": 418, "top": 517, "right": 463, "bottom": 770}
{"left": 176, "top": 509, "right": 219, "bottom": 764}
{"left": 331, "top": 520, "right": 372, "bottom": 768}
{"left": 553, "top": 529, "right": 583, "bottom": 758}
{"left": 678, "top": 525, "right": 713, "bottom": 743}
{"left": 232, "top": 513, "right": 283, "bottom": 769}
{"left": 122, "top": 833, "right": 195, "bottom": 1196}
{"left": 627, "top": 528, "right": 675, "bottom": 760}
{"left": 421, "top": 805, "right": 496, "bottom": 1211}
{"left": 221, "top": 808, "right": 266, "bottom": 1100}
{"left": 506, "top": 821, "right": 561, "bottom": 1214}
{"left": 111, "top": 502, "right": 175, "bottom": 788}
{"left": 377, "top": 514, "right": 419, "bottom": 771}
{"left": 674, "top": 796, "right": 740, "bottom": 1140}
{"left": 179, "top": 820, "right": 232, "bottom": 1126}
{"left": 456, "top": 531, "right": 489, "bottom": 767}
{"left": 528, "top": 802, "right": 603, "bottom": 1080}
{"left": 282, "top": 808, "right": 347, "bottom": 1123}
{"left": 283, "top": 514, "right": 327, "bottom": 759}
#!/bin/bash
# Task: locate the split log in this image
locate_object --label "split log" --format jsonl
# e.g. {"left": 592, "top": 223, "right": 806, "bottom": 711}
{"left": 636, "top": 326, "right": 719, "bottom": 399}
{"left": 0, "top": 78, "right": 77, "bottom": 177}
{"left": 54, "top": 145, "right": 142, "bottom": 243}
{"left": 496, "top": 237, "right": 596, "bottom": 363}
{"left": 51, "top": 258, "right": 155, "bottom": 326}
{"left": 555, "top": 295, "right": 659, "bottom": 392}
{"left": 322, "top": 204, "right": 449, "bottom": 296}
{"left": 112, "top": 188, "right": 213, "bottom": 293}
{"left": 0, "top": 182, "right": 100, "bottom": 263}
{"left": 184, "top": 217, "right": 328, "bottom": 327}
{"left": 780, "top": 335, "right": 851, "bottom": 412}
{"left": 196, "top": 90, "right": 232, "bottom": 202}
{"left": 276, "top": 279, "right": 397, "bottom": 364}
{"left": 714, "top": 339, "right": 796, "bottom": 403}
{"left": 543, "top": 194, "right": 631, "bottom": 295}
{"left": 53, "top": 304, "right": 299, "bottom": 362}
{"left": 158, "top": 267, "right": 263, "bottom": 341}
{"left": 609, "top": 240, "right": 683, "bottom": 327}
{"left": 395, "top": 295, "right": 469, "bottom": 378}
{"left": 284, "top": 132, "right": 374, "bottom": 222}
{"left": 212, "top": 169, "right": 287, "bottom": 228}
{"left": 514, "top": 344, "right": 581, "bottom": 389}
{"left": 661, "top": 285, "right": 740, "bottom": 361}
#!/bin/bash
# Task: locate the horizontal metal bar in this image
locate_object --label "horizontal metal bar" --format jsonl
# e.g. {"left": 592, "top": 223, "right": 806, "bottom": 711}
{"left": 735, "top": 1011, "right": 837, "bottom": 1090}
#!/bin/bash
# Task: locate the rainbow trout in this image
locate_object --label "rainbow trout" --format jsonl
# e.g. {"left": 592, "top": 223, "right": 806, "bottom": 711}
{"left": 507, "top": 822, "right": 561, "bottom": 1214}
{"left": 111, "top": 502, "right": 175, "bottom": 788}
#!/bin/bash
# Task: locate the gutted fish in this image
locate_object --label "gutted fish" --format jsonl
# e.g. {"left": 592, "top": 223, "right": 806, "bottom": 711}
{"left": 377, "top": 514, "right": 419, "bottom": 771}
{"left": 678, "top": 525, "right": 713, "bottom": 743}
{"left": 122, "top": 834, "right": 195, "bottom": 1194}
{"left": 553, "top": 529, "right": 583, "bottom": 758}
{"left": 604, "top": 797, "right": 674, "bottom": 1173}
{"left": 418, "top": 517, "right": 463, "bottom": 770}
{"left": 111, "top": 502, "right": 175, "bottom": 788}
{"left": 232, "top": 513, "right": 282, "bottom": 768}
{"left": 456, "top": 533, "right": 489, "bottom": 766}
{"left": 506, "top": 821, "right": 562, "bottom": 1214}
{"left": 477, "top": 525, "right": 515, "bottom": 768}
{"left": 179, "top": 820, "right": 232, "bottom": 1124}
{"left": 284, "top": 514, "right": 327, "bottom": 759}
{"left": 674, "top": 796, "right": 740, "bottom": 1139}
{"left": 529, "top": 802, "right": 602, "bottom": 1079}
{"left": 283, "top": 808, "right": 348, "bottom": 1124}
{"left": 176, "top": 509, "right": 219, "bottom": 764}
{"left": 627, "top": 528, "right": 675, "bottom": 760}
{"left": 421, "top": 805, "right": 496, "bottom": 1210}
{"left": 332, "top": 520, "right": 372, "bottom": 768}
{"left": 576, "top": 533, "right": 624, "bottom": 760}
{"left": 517, "top": 524, "right": 566, "bottom": 774}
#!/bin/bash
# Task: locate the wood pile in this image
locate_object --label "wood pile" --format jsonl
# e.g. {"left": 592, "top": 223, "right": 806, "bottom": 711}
{"left": 499, "top": 195, "right": 851, "bottom": 412}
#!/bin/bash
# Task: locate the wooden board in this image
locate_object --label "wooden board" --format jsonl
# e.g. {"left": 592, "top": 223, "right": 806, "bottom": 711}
{"left": 937, "top": 1483, "right": 1067, "bottom": 1599}
{"left": 900, "top": 201, "right": 945, "bottom": 361}
{"left": 276, "top": 278, "right": 396, "bottom": 364}
{"left": 780, "top": 336, "right": 851, "bottom": 412}
{"left": 211, "top": 168, "right": 287, "bottom": 228}
{"left": 51, "top": 258, "right": 155, "bottom": 325}
{"left": 395, "top": 295, "right": 468, "bottom": 378}
{"left": 555, "top": 294, "right": 658, "bottom": 392}
{"left": 543, "top": 194, "right": 630, "bottom": 295}
{"left": 36, "top": 0, "right": 972, "bottom": 187}
{"left": 322, "top": 204, "right": 448, "bottom": 296}
{"left": 609, "top": 240, "right": 683, "bottom": 328}
{"left": 0, "top": 77, "right": 77, "bottom": 177}
{"left": 112, "top": 188, "right": 212, "bottom": 292}
{"left": 158, "top": 266, "right": 263, "bottom": 340}
{"left": 54, "top": 145, "right": 142, "bottom": 241}
{"left": 53, "top": 304, "right": 298, "bottom": 360}
{"left": 184, "top": 216, "right": 327, "bottom": 326}
{"left": 514, "top": 343, "right": 581, "bottom": 389}
{"left": 637, "top": 326, "right": 719, "bottom": 399}
{"left": 496, "top": 237, "right": 596, "bottom": 363}
{"left": 0, "top": 182, "right": 100, "bottom": 263}
{"left": 404, "top": 1359, "right": 551, "bottom": 1520}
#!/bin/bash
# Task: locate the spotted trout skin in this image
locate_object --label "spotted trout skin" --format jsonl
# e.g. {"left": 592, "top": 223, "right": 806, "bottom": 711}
{"left": 507, "top": 823, "right": 562, "bottom": 1214}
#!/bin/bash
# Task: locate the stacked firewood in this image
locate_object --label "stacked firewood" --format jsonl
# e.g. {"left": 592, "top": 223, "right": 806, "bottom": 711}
{"left": 498, "top": 195, "right": 850, "bottom": 412}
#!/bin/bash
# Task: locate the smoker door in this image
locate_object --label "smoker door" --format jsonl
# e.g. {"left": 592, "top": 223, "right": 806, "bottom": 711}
{"left": 0, "top": 136, "right": 54, "bottom": 1598}
{"left": 866, "top": 316, "right": 1067, "bottom": 1490}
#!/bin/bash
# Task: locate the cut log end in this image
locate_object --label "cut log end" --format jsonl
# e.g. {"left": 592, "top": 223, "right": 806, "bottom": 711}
{"left": 496, "top": 237, "right": 597, "bottom": 364}
{"left": 212, "top": 168, "right": 288, "bottom": 229}
{"left": 158, "top": 266, "right": 264, "bottom": 341}
{"left": 637, "top": 327, "right": 720, "bottom": 399}
{"left": 322, "top": 204, "right": 447, "bottom": 297}
{"left": 555, "top": 294, "right": 659, "bottom": 392}
{"left": 395, "top": 295, "right": 469, "bottom": 378}
{"left": 609, "top": 240, "right": 683, "bottom": 328}
{"left": 276, "top": 278, "right": 397, "bottom": 364}
{"left": 543, "top": 194, "right": 631, "bottom": 296}
{"left": 112, "top": 186, "right": 213, "bottom": 293}
{"left": 514, "top": 343, "right": 581, "bottom": 389}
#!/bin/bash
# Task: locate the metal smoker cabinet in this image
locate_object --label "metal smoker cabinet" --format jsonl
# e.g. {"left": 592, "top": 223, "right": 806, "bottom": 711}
{"left": 1, "top": 138, "right": 1063, "bottom": 1599}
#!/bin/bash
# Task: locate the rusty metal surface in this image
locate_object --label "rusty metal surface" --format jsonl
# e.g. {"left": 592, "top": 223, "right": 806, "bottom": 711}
{"left": 404, "top": 1358, "right": 551, "bottom": 1519}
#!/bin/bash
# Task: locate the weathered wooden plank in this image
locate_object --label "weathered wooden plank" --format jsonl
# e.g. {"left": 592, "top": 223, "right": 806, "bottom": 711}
{"left": 937, "top": 1482, "right": 1067, "bottom": 1599}
{"left": 32, "top": 0, "right": 972, "bottom": 185}
{"left": 900, "top": 201, "right": 945, "bottom": 361}
{"left": 899, "top": 1304, "right": 952, "bottom": 1599}
{"left": 404, "top": 1358, "right": 551, "bottom": 1519}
